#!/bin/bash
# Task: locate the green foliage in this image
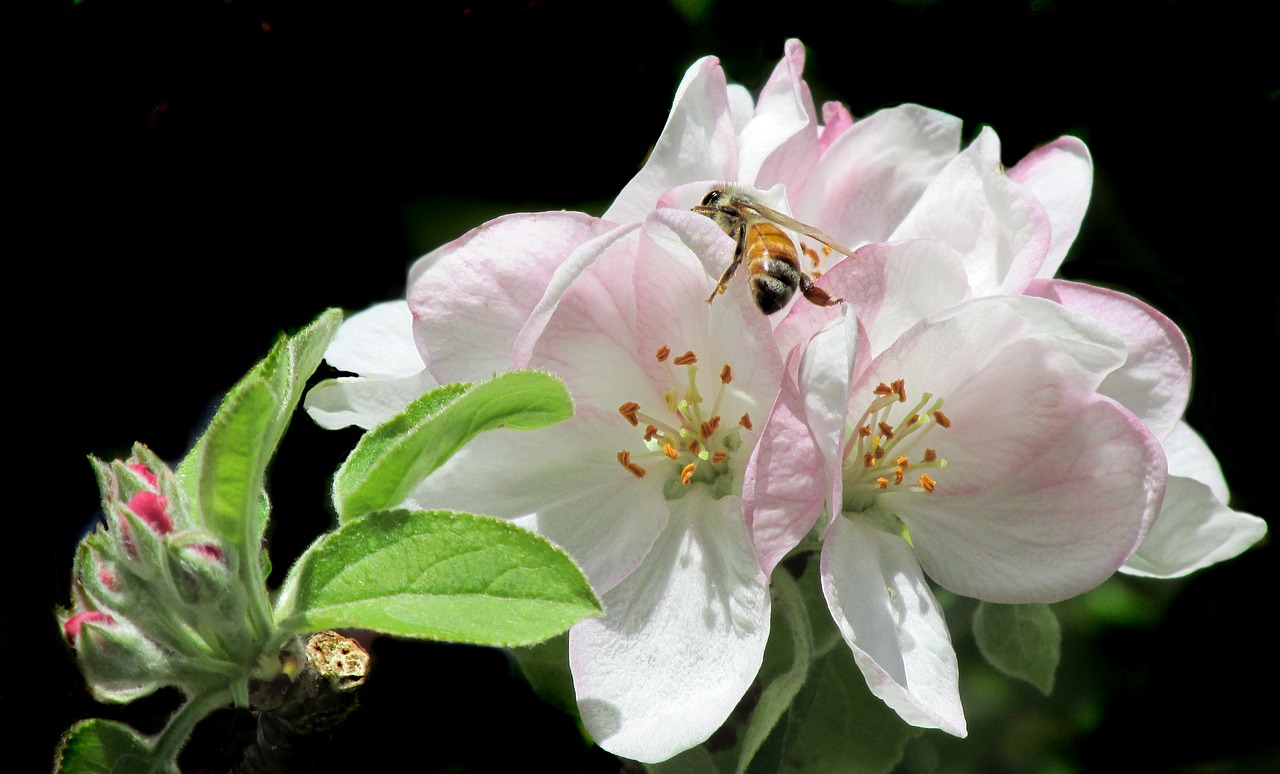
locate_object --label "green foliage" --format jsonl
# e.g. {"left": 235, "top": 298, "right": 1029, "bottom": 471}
{"left": 279, "top": 509, "right": 600, "bottom": 646}
{"left": 331, "top": 369, "right": 573, "bottom": 520}
{"left": 972, "top": 602, "right": 1061, "bottom": 695}
{"left": 55, "top": 719, "right": 156, "bottom": 774}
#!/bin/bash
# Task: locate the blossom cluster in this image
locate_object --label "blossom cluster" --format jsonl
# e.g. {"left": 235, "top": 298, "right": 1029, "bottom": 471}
{"left": 304, "top": 39, "right": 1265, "bottom": 763}
{"left": 58, "top": 444, "right": 238, "bottom": 703}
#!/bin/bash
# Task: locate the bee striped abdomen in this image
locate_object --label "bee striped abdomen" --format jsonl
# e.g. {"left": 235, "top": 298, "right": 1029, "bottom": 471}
{"left": 746, "top": 222, "right": 803, "bottom": 314}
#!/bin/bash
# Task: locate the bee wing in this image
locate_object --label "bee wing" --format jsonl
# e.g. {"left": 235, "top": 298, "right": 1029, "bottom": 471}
{"left": 738, "top": 199, "right": 856, "bottom": 257}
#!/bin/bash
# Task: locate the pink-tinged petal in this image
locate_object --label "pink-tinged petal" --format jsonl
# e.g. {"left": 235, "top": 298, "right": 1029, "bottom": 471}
{"left": 127, "top": 490, "right": 172, "bottom": 535}
{"left": 1164, "top": 421, "right": 1228, "bottom": 501}
{"left": 748, "top": 39, "right": 821, "bottom": 192}
{"left": 406, "top": 424, "right": 668, "bottom": 595}
{"left": 899, "top": 393, "right": 1164, "bottom": 602}
{"left": 818, "top": 100, "right": 854, "bottom": 154}
{"left": 570, "top": 495, "right": 770, "bottom": 763}
{"left": 1120, "top": 475, "right": 1267, "bottom": 578}
{"left": 512, "top": 222, "right": 644, "bottom": 369}
{"left": 604, "top": 57, "right": 738, "bottom": 224}
{"left": 408, "top": 212, "right": 616, "bottom": 384}
{"left": 745, "top": 349, "right": 826, "bottom": 577}
{"left": 794, "top": 104, "right": 962, "bottom": 251}
{"left": 303, "top": 370, "right": 439, "bottom": 431}
{"left": 850, "top": 297, "right": 1157, "bottom": 601}
{"left": 323, "top": 300, "right": 420, "bottom": 379}
{"left": 818, "top": 239, "right": 972, "bottom": 358}
{"left": 1007, "top": 137, "right": 1093, "bottom": 278}
{"left": 890, "top": 127, "right": 1051, "bottom": 296}
{"left": 1027, "top": 279, "right": 1191, "bottom": 441}
{"left": 821, "top": 517, "right": 966, "bottom": 736}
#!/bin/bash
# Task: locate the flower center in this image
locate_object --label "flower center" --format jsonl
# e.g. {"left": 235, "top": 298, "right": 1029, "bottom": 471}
{"left": 616, "top": 345, "right": 753, "bottom": 501}
{"left": 841, "top": 378, "right": 951, "bottom": 514}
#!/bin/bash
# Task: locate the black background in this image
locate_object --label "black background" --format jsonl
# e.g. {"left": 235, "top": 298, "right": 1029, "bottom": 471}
{"left": 30, "top": 0, "right": 1277, "bottom": 771}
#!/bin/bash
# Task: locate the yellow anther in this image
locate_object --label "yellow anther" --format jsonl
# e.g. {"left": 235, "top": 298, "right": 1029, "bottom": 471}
{"left": 656, "top": 346, "right": 670, "bottom": 362}
{"left": 673, "top": 351, "right": 698, "bottom": 366}
{"left": 618, "top": 402, "right": 640, "bottom": 426}
{"left": 681, "top": 463, "right": 697, "bottom": 485}
{"left": 919, "top": 473, "right": 937, "bottom": 493}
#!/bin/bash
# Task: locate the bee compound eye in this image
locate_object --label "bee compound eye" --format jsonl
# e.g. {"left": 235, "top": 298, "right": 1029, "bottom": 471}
{"left": 701, "top": 190, "right": 722, "bottom": 207}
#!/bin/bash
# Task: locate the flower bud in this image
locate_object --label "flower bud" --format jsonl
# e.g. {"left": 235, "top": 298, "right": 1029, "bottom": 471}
{"left": 60, "top": 606, "right": 170, "bottom": 703}
{"left": 168, "top": 534, "right": 235, "bottom": 605}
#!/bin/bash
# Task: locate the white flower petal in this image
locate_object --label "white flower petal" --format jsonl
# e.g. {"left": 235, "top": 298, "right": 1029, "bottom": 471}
{"left": 747, "top": 39, "right": 820, "bottom": 191}
{"left": 1007, "top": 136, "right": 1093, "bottom": 279}
{"left": 323, "top": 300, "right": 419, "bottom": 378}
{"left": 1027, "top": 279, "right": 1191, "bottom": 441}
{"left": 1164, "top": 421, "right": 1229, "bottom": 501}
{"left": 604, "top": 57, "right": 738, "bottom": 224}
{"left": 890, "top": 127, "right": 1051, "bottom": 296}
{"left": 408, "top": 212, "right": 616, "bottom": 384}
{"left": 302, "top": 370, "right": 438, "bottom": 431}
{"left": 900, "top": 393, "right": 1164, "bottom": 602}
{"left": 571, "top": 493, "right": 770, "bottom": 763}
{"left": 795, "top": 103, "right": 962, "bottom": 250}
{"left": 1121, "top": 475, "right": 1267, "bottom": 578}
{"left": 405, "top": 424, "right": 667, "bottom": 595}
{"left": 821, "top": 516, "right": 966, "bottom": 736}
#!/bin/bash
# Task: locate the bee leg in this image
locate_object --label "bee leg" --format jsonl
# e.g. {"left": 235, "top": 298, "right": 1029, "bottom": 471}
{"left": 707, "top": 222, "right": 749, "bottom": 304}
{"left": 799, "top": 273, "right": 843, "bottom": 307}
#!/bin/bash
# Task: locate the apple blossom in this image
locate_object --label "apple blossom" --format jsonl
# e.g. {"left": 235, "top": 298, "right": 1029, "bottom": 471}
{"left": 751, "top": 294, "right": 1168, "bottom": 735}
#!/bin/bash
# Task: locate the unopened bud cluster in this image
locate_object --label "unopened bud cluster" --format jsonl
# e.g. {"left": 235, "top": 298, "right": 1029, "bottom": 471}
{"left": 58, "top": 443, "right": 247, "bottom": 703}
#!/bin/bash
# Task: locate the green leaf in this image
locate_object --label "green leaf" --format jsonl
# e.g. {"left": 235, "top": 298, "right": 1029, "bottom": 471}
{"left": 194, "top": 377, "right": 277, "bottom": 551}
{"left": 647, "top": 744, "right": 721, "bottom": 773}
{"left": 176, "top": 308, "right": 342, "bottom": 536}
{"left": 734, "top": 570, "right": 813, "bottom": 773}
{"left": 972, "top": 601, "right": 1061, "bottom": 694}
{"left": 509, "top": 633, "right": 579, "bottom": 719}
{"left": 279, "top": 509, "right": 601, "bottom": 646}
{"left": 55, "top": 719, "right": 160, "bottom": 774}
{"left": 332, "top": 369, "right": 573, "bottom": 521}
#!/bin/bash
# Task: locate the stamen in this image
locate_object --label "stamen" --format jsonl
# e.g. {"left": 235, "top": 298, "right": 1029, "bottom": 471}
{"left": 864, "top": 452, "right": 876, "bottom": 468}
{"left": 739, "top": 413, "right": 753, "bottom": 430}
{"left": 858, "top": 425, "right": 872, "bottom": 437}
{"left": 700, "top": 416, "right": 721, "bottom": 439}
{"left": 934, "top": 411, "right": 951, "bottom": 428}
{"left": 688, "top": 439, "right": 701, "bottom": 455}
{"left": 712, "top": 451, "right": 728, "bottom": 463}
{"left": 894, "top": 468, "right": 905, "bottom": 485}
{"left": 617, "top": 451, "right": 646, "bottom": 478}
{"left": 874, "top": 382, "right": 895, "bottom": 396}
{"left": 876, "top": 477, "right": 888, "bottom": 490}
{"left": 663, "top": 444, "right": 679, "bottom": 460}
{"left": 673, "top": 351, "right": 698, "bottom": 366}
{"left": 720, "top": 364, "right": 733, "bottom": 384}
{"left": 923, "top": 449, "right": 937, "bottom": 462}
{"left": 919, "top": 474, "right": 937, "bottom": 493}
{"left": 681, "top": 463, "right": 697, "bottom": 485}
{"left": 892, "top": 379, "right": 907, "bottom": 402}
{"left": 656, "top": 346, "right": 670, "bottom": 362}
{"left": 896, "top": 456, "right": 909, "bottom": 468}
{"left": 644, "top": 424, "right": 659, "bottom": 441}
{"left": 878, "top": 421, "right": 895, "bottom": 440}
{"left": 618, "top": 402, "right": 640, "bottom": 426}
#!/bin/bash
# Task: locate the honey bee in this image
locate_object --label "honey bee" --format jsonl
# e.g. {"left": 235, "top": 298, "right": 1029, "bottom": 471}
{"left": 693, "top": 188, "right": 854, "bottom": 315}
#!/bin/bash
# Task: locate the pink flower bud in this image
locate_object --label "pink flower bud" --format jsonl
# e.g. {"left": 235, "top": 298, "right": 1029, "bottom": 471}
{"left": 64, "top": 610, "right": 114, "bottom": 640}
{"left": 124, "top": 464, "right": 172, "bottom": 534}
